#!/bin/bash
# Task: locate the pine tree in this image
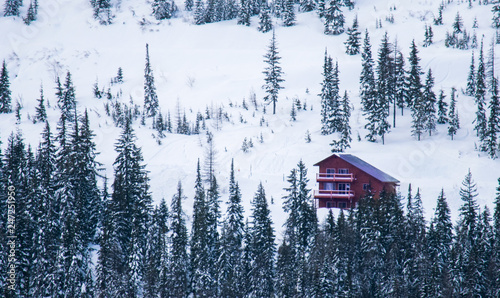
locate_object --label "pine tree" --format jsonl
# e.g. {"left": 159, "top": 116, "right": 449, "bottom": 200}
{"left": 466, "top": 51, "right": 476, "bottom": 96}
{"left": 331, "top": 90, "right": 352, "bottom": 152}
{"left": 394, "top": 47, "right": 406, "bottom": 117}
{"left": 360, "top": 30, "right": 377, "bottom": 142}
{"left": 375, "top": 32, "right": 393, "bottom": 143}
{"left": 249, "top": 183, "right": 276, "bottom": 297}
{"left": 493, "top": 5, "right": 500, "bottom": 28}
{"left": 344, "top": 15, "right": 361, "bottom": 55}
{"left": 262, "top": 30, "right": 284, "bottom": 115}
{"left": 24, "top": 0, "right": 38, "bottom": 25}
{"left": 299, "top": 0, "right": 314, "bottom": 12}
{"left": 453, "top": 169, "right": 481, "bottom": 297}
{"left": 323, "top": 0, "right": 344, "bottom": 35}
{"left": 434, "top": 4, "right": 443, "bottom": 25}
{"left": 448, "top": 87, "right": 460, "bottom": 140}
{"left": 406, "top": 40, "right": 423, "bottom": 110}
{"left": 190, "top": 161, "right": 215, "bottom": 296}
{"left": 152, "top": 0, "right": 176, "bottom": 20}
{"left": 493, "top": 178, "right": 500, "bottom": 297}
{"left": 437, "top": 89, "right": 448, "bottom": 124}
{"left": 238, "top": 0, "right": 251, "bottom": 26}
{"left": 423, "top": 24, "right": 433, "bottom": 47}
{"left": 185, "top": 0, "right": 193, "bottom": 11}
{"left": 319, "top": 51, "right": 341, "bottom": 135}
{"left": 427, "top": 189, "right": 453, "bottom": 297}
{"left": 3, "top": 0, "right": 21, "bottom": 16}
{"left": 453, "top": 12, "right": 464, "bottom": 34}
{"left": 475, "top": 40, "right": 488, "bottom": 147}
{"left": 109, "top": 115, "right": 152, "bottom": 296}
{"left": 423, "top": 69, "right": 437, "bottom": 136}
{"left": 58, "top": 71, "right": 77, "bottom": 122}
{"left": 93, "top": 0, "right": 113, "bottom": 24}
{"left": 144, "top": 44, "right": 159, "bottom": 117}
{"left": 0, "top": 60, "right": 12, "bottom": 113}
{"left": 34, "top": 84, "right": 47, "bottom": 123}
{"left": 281, "top": 0, "right": 295, "bottom": 27}
{"left": 485, "top": 77, "right": 500, "bottom": 158}
{"left": 165, "top": 182, "right": 189, "bottom": 297}
{"left": 219, "top": 160, "right": 245, "bottom": 297}
{"left": 258, "top": 5, "right": 273, "bottom": 32}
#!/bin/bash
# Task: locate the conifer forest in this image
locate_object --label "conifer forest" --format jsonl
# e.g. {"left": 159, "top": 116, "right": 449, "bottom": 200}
{"left": 1, "top": 0, "right": 500, "bottom": 296}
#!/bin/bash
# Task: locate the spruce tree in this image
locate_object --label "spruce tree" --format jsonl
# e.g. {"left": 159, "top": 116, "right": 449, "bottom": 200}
{"left": 185, "top": 0, "right": 193, "bottom": 10}
{"left": 394, "top": 47, "right": 406, "bottom": 118}
{"left": 299, "top": 0, "right": 314, "bottom": 12}
{"left": 0, "top": 60, "right": 12, "bottom": 113}
{"left": 493, "top": 178, "right": 500, "bottom": 297}
{"left": 58, "top": 71, "right": 77, "bottom": 122}
{"left": 93, "top": 0, "right": 113, "bottom": 24}
{"left": 344, "top": 15, "right": 361, "bottom": 55}
{"left": 24, "top": 0, "right": 38, "bottom": 24}
{"left": 34, "top": 84, "right": 47, "bottom": 123}
{"left": 219, "top": 160, "right": 245, "bottom": 297}
{"left": 281, "top": 0, "right": 295, "bottom": 26}
{"left": 323, "top": 0, "right": 344, "bottom": 35}
{"left": 423, "top": 24, "right": 433, "bottom": 47}
{"left": 493, "top": 5, "right": 500, "bottom": 28}
{"left": 466, "top": 51, "right": 476, "bottom": 96}
{"left": 258, "top": 5, "right": 273, "bottom": 33}
{"left": 475, "top": 40, "right": 488, "bottom": 147}
{"left": 3, "top": 0, "right": 21, "bottom": 16}
{"left": 485, "top": 77, "right": 500, "bottom": 158}
{"left": 423, "top": 69, "right": 437, "bottom": 136}
{"left": 320, "top": 50, "right": 334, "bottom": 134}
{"left": 152, "top": 0, "right": 176, "bottom": 20}
{"left": 406, "top": 40, "right": 423, "bottom": 110}
{"left": 437, "top": 89, "right": 448, "bottom": 124}
{"left": 427, "top": 189, "right": 453, "bottom": 297}
{"left": 167, "top": 182, "right": 189, "bottom": 297}
{"left": 375, "top": 32, "right": 393, "bottom": 142}
{"left": 448, "top": 87, "right": 460, "bottom": 140}
{"left": 238, "top": 0, "right": 251, "bottom": 26}
{"left": 249, "top": 183, "right": 276, "bottom": 297}
{"left": 144, "top": 44, "right": 159, "bottom": 117}
{"left": 262, "top": 30, "right": 284, "bottom": 115}
{"left": 434, "top": 4, "right": 443, "bottom": 25}
{"left": 331, "top": 90, "right": 352, "bottom": 152}
{"left": 359, "top": 30, "right": 377, "bottom": 142}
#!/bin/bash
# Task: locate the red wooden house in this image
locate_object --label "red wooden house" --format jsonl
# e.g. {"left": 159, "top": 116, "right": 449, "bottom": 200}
{"left": 313, "top": 154, "right": 399, "bottom": 209}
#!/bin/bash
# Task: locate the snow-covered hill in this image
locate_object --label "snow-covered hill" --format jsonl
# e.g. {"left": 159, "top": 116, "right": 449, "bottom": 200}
{"left": 1, "top": 0, "right": 499, "bottom": 234}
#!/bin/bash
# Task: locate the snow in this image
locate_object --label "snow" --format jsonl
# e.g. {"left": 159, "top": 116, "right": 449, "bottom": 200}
{"left": 1, "top": 0, "right": 499, "bottom": 239}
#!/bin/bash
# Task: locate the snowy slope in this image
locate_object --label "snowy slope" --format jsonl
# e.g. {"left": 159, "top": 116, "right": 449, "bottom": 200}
{"left": 1, "top": 0, "right": 499, "bottom": 236}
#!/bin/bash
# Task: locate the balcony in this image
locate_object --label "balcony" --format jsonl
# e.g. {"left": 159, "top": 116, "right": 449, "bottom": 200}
{"left": 313, "top": 189, "right": 355, "bottom": 199}
{"left": 316, "top": 173, "right": 354, "bottom": 182}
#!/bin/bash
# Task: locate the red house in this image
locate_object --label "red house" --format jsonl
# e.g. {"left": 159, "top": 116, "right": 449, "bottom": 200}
{"left": 313, "top": 154, "right": 399, "bottom": 209}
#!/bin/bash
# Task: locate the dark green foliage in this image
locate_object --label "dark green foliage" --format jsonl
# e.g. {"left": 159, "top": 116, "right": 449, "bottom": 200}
{"left": 360, "top": 31, "right": 377, "bottom": 142}
{"left": 281, "top": 0, "right": 295, "bottom": 27}
{"left": 374, "top": 32, "right": 393, "bottom": 143}
{"left": 423, "top": 69, "right": 437, "bottom": 137}
{"left": 437, "top": 89, "right": 448, "bottom": 124}
{"left": 423, "top": 24, "right": 433, "bottom": 47}
{"left": 493, "top": 5, "right": 500, "bottom": 28}
{"left": 323, "top": 0, "right": 344, "bottom": 35}
{"left": 0, "top": 60, "right": 12, "bottom": 113}
{"left": 345, "top": 15, "right": 361, "bottom": 55}
{"left": 258, "top": 5, "right": 273, "bottom": 33}
{"left": 152, "top": 0, "right": 177, "bottom": 20}
{"left": 467, "top": 51, "right": 476, "bottom": 96}
{"left": 434, "top": 4, "right": 443, "bottom": 25}
{"left": 144, "top": 44, "right": 159, "bottom": 117}
{"left": 485, "top": 77, "right": 500, "bottom": 158}
{"left": 320, "top": 50, "right": 341, "bottom": 135}
{"left": 262, "top": 30, "right": 284, "bottom": 115}
{"left": 475, "top": 41, "right": 488, "bottom": 147}
{"left": 238, "top": 0, "right": 251, "bottom": 26}
{"left": 24, "top": 0, "right": 38, "bottom": 25}
{"left": 92, "top": 0, "right": 113, "bottom": 24}
{"left": 34, "top": 85, "right": 47, "bottom": 123}
{"left": 330, "top": 90, "right": 351, "bottom": 152}
{"left": 58, "top": 71, "right": 77, "bottom": 122}
{"left": 3, "top": 0, "right": 21, "bottom": 16}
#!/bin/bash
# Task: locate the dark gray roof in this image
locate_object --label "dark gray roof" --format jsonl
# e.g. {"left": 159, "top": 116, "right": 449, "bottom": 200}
{"left": 337, "top": 154, "right": 399, "bottom": 183}
{"left": 315, "top": 154, "right": 399, "bottom": 183}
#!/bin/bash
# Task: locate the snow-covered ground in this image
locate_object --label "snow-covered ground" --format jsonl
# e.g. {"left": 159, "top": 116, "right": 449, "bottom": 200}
{"left": 1, "top": 0, "right": 499, "bottom": 238}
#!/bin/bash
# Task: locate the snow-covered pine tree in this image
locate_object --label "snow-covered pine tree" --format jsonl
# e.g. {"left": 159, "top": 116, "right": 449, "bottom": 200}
{"left": 323, "top": 0, "right": 344, "bottom": 35}
{"left": 437, "top": 89, "right": 448, "bottom": 124}
{"left": 427, "top": 189, "right": 453, "bottom": 297}
{"left": 238, "top": 0, "right": 251, "bottom": 26}
{"left": 376, "top": 32, "right": 394, "bottom": 130}
{"left": 331, "top": 91, "right": 352, "bottom": 152}
{"left": 360, "top": 30, "right": 377, "bottom": 142}
{"left": 258, "top": 5, "right": 273, "bottom": 33}
{"left": 493, "top": 4, "right": 500, "bottom": 28}
{"left": 393, "top": 46, "right": 406, "bottom": 118}
{"left": 453, "top": 11, "right": 464, "bottom": 35}
{"left": 190, "top": 161, "right": 216, "bottom": 296}
{"left": 152, "top": 0, "right": 176, "bottom": 20}
{"left": 320, "top": 50, "right": 334, "bottom": 134}
{"left": 299, "top": 0, "right": 314, "bottom": 12}
{"left": 423, "top": 24, "right": 433, "bottom": 47}
{"left": 487, "top": 40, "right": 496, "bottom": 91}
{"left": 93, "top": 0, "right": 113, "bottom": 24}
{"left": 453, "top": 170, "right": 481, "bottom": 297}
{"left": 3, "top": 0, "right": 21, "bottom": 16}
{"left": 262, "top": 30, "right": 284, "bottom": 115}
{"left": 466, "top": 51, "right": 476, "bottom": 96}
{"left": 434, "top": 4, "right": 443, "bottom": 25}
{"left": 24, "top": 0, "right": 38, "bottom": 25}
{"left": 185, "top": 0, "right": 193, "bottom": 10}
{"left": 484, "top": 77, "right": 500, "bottom": 158}
{"left": 493, "top": 179, "right": 500, "bottom": 297}
{"left": 423, "top": 69, "right": 437, "bottom": 136}
{"left": 34, "top": 84, "right": 47, "bottom": 123}
{"left": 144, "top": 44, "right": 159, "bottom": 118}
{"left": 343, "top": 0, "right": 354, "bottom": 10}
{"left": 406, "top": 40, "right": 423, "bottom": 110}
{"left": 194, "top": 0, "right": 206, "bottom": 24}
{"left": 448, "top": 87, "right": 460, "bottom": 140}
{"left": 281, "top": 0, "right": 295, "bottom": 26}
{"left": 57, "top": 71, "right": 77, "bottom": 123}
{"left": 475, "top": 40, "right": 488, "bottom": 148}
{"left": 344, "top": 15, "right": 361, "bottom": 55}
{"left": 249, "top": 182, "right": 276, "bottom": 297}
{"left": 219, "top": 160, "right": 245, "bottom": 297}
{"left": 0, "top": 60, "right": 12, "bottom": 113}
{"left": 167, "top": 182, "right": 189, "bottom": 297}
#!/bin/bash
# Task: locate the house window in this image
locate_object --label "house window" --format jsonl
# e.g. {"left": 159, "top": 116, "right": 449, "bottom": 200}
{"left": 338, "top": 168, "right": 349, "bottom": 174}
{"left": 338, "top": 202, "right": 347, "bottom": 209}
{"left": 337, "top": 183, "right": 350, "bottom": 194}
{"left": 326, "top": 168, "right": 335, "bottom": 177}
{"left": 324, "top": 182, "right": 335, "bottom": 190}
{"left": 363, "top": 183, "right": 370, "bottom": 191}
{"left": 326, "top": 201, "right": 334, "bottom": 208}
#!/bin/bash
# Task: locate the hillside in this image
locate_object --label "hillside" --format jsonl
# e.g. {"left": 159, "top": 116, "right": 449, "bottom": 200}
{"left": 1, "top": 0, "right": 499, "bottom": 233}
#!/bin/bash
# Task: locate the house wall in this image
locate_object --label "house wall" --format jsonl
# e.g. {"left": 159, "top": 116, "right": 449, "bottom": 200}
{"left": 316, "top": 155, "right": 396, "bottom": 208}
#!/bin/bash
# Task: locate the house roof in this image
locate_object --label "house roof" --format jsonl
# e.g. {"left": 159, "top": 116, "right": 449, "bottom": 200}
{"left": 314, "top": 154, "right": 399, "bottom": 183}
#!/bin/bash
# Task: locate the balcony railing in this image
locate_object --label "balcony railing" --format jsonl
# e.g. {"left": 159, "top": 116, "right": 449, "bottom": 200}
{"left": 313, "top": 189, "right": 355, "bottom": 199}
{"left": 316, "top": 173, "right": 354, "bottom": 182}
